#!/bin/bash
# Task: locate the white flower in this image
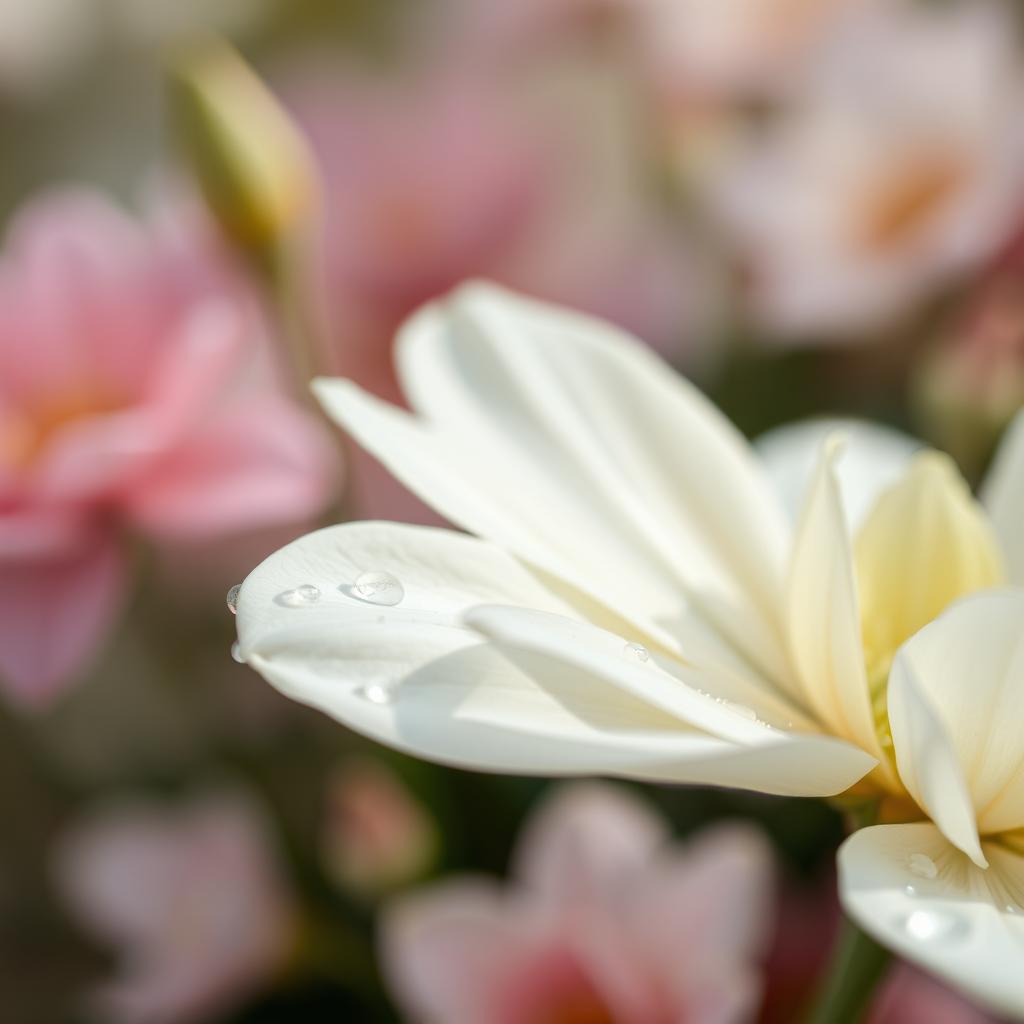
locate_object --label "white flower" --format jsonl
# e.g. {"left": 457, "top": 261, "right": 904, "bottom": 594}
{"left": 234, "top": 283, "right": 1024, "bottom": 813}
{"left": 839, "top": 588, "right": 1024, "bottom": 1018}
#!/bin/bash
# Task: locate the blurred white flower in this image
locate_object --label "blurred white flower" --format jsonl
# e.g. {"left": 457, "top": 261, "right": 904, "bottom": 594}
{"left": 712, "top": 0, "right": 1024, "bottom": 337}
{"left": 54, "top": 788, "right": 297, "bottom": 1024}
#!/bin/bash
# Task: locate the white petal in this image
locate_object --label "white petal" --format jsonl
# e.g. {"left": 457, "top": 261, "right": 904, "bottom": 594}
{"left": 314, "top": 282, "right": 791, "bottom": 682}
{"left": 237, "top": 523, "right": 872, "bottom": 794}
{"left": 466, "top": 605, "right": 876, "bottom": 797}
{"left": 757, "top": 417, "right": 921, "bottom": 528}
{"left": 839, "top": 823, "right": 1024, "bottom": 1019}
{"left": 889, "top": 589, "right": 1024, "bottom": 846}
{"left": 982, "top": 409, "right": 1024, "bottom": 585}
{"left": 785, "top": 440, "right": 890, "bottom": 776}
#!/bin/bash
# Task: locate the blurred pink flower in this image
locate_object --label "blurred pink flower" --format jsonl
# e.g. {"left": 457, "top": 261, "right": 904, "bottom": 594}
{"left": 0, "top": 188, "right": 336, "bottom": 707}
{"left": 321, "top": 757, "right": 439, "bottom": 898}
{"left": 381, "top": 782, "right": 773, "bottom": 1024}
{"left": 712, "top": 0, "right": 1024, "bottom": 338}
{"left": 54, "top": 788, "right": 297, "bottom": 1024}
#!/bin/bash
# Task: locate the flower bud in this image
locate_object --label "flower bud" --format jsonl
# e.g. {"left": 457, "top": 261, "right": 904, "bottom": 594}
{"left": 169, "top": 38, "right": 317, "bottom": 257}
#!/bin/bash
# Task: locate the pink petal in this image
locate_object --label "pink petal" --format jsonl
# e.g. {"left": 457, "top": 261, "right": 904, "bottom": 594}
{"left": 0, "top": 529, "right": 124, "bottom": 707}
{"left": 122, "top": 398, "right": 336, "bottom": 540}
{"left": 380, "top": 881, "right": 538, "bottom": 1023}
{"left": 512, "top": 782, "right": 669, "bottom": 904}
{"left": 27, "top": 301, "right": 250, "bottom": 505}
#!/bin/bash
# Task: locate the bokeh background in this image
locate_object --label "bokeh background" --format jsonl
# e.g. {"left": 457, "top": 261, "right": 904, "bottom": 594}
{"left": 2, "top": 0, "right": 1022, "bottom": 1020}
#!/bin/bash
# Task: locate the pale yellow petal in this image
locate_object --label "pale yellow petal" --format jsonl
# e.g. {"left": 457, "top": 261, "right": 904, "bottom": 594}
{"left": 856, "top": 450, "right": 1005, "bottom": 675}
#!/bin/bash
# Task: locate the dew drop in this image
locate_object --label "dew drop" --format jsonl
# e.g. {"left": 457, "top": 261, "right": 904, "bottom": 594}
{"left": 902, "top": 909, "right": 967, "bottom": 943}
{"left": 623, "top": 642, "right": 649, "bottom": 662}
{"left": 357, "top": 683, "right": 393, "bottom": 705}
{"left": 1007, "top": 904, "right": 1018, "bottom": 916}
{"left": 722, "top": 700, "right": 759, "bottom": 721}
{"left": 277, "top": 584, "right": 321, "bottom": 607}
{"left": 226, "top": 584, "right": 241, "bottom": 615}
{"left": 352, "top": 571, "right": 405, "bottom": 607}
{"left": 230, "top": 642, "right": 245, "bottom": 664}
{"left": 904, "top": 884, "right": 917, "bottom": 897}
{"left": 908, "top": 853, "right": 938, "bottom": 880}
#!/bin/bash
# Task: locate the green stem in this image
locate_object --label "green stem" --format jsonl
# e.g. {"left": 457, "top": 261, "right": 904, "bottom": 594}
{"left": 805, "top": 914, "right": 891, "bottom": 1024}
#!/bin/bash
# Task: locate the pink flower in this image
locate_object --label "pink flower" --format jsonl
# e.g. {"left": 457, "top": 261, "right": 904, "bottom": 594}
{"left": 381, "top": 782, "right": 773, "bottom": 1024}
{"left": 0, "top": 188, "right": 336, "bottom": 706}
{"left": 53, "top": 788, "right": 298, "bottom": 1024}
{"left": 711, "top": 0, "right": 1024, "bottom": 338}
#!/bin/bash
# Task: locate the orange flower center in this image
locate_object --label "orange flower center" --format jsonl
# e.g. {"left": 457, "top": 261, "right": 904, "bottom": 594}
{"left": 2, "top": 387, "right": 125, "bottom": 470}
{"left": 855, "top": 153, "right": 967, "bottom": 252}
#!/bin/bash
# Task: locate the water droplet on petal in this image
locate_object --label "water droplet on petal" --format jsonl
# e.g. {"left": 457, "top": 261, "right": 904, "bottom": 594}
{"left": 1006, "top": 904, "right": 1018, "bottom": 916}
{"left": 908, "top": 853, "right": 938, "bottom": 879}
{"left": 353, "top": 571, "right": 404, "bottom": 607}
{"left": 623, "top": 642, "right": 649, "bottom": 662}
{"left": 230, "top": 642, "right": 245, "bottom": 663}
{"left": 904, "top": 884, "right": 917, "bottom": 897}
{"left": 722, "top": 700, "right": 758, "bottom": 721}
{"left": 902, "top": 909, "right": 967, "bottom": 943}
{"left": 357, "top": 683, "right": 393, "bottom": 705}
{"left": 226, "top": 584, "right": 241, "bottom": 614}
{"left": 278, "top": 584, "right": 321, "bottom": 607}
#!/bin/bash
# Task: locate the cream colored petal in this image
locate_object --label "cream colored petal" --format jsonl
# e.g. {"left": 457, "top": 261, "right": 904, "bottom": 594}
{"left": 236, "top": 522, "right": 870, "bottom": 793}
{"left": 786, "top": 440, "right": 887, "bottom": 770}
{"left": 888, "top": 643, "right": 986, "bottom": 867}
{"left": 982, "top": 409, "right": 1024, "bottom": 585}
{"left": 467, "top": 605, "right": 876, "bottom": 797}
{"left": 839, "top": 823, "right": 1024, "bottom": 1019}
{"left": 889, "top": 589, "right": 1024, "bottom": 843}
{"left": 315, "top": 282, "right": 792, "bottom": 683}
{"left": 856, "top": 451, "right": 1006, "bottom": 670}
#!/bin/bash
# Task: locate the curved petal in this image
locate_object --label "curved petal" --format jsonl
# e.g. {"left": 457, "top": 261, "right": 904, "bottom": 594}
{"left": 237, "top": 522, "right": 874, "bottom": 795}
{"left": 982, "top": 409, "right": 1024, "bottom": 585}
{"left": 314, "top": 282, "right": 792, "bottom": 682}
{"left": 465, "top": 605, "right": 875, "bottom": 795}
{"left": 785, "top": 440, "right": 889, "bottom": 777}
{"left": 756, "top": 417, "right": 920, "bottom": 528}
{"left": 839, "top": 823, "right": 1024, "bottom": 1020}
{"left": 890, "top": 590, "right": 1024, "bottom": 845}
{"left": 856, "top": 452, "right": 1006, "bottom": 670}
